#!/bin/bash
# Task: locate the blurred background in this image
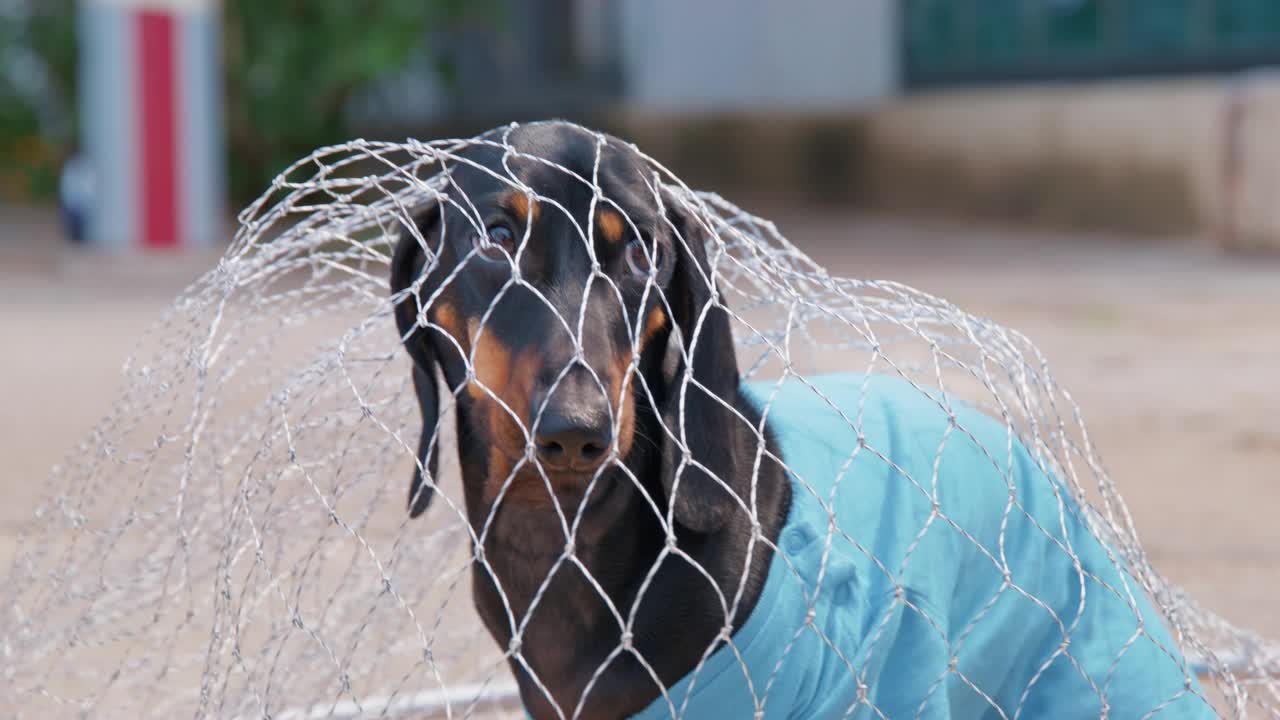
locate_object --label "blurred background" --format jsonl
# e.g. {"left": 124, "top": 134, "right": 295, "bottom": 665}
{"left": 1, "top": 0, "right": 1277, "bottom": 653}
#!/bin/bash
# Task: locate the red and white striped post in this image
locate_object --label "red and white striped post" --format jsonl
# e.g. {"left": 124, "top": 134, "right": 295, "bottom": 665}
{"left": 80, "top": 0, "right": 224, "bottom": 251}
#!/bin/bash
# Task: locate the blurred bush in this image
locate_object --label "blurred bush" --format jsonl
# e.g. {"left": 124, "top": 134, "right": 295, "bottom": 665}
{"left": 0, "top": 0, "right": 474, "bottom": 205}
{"left": 223, "top": 0, "right": 472, "bottom": 203}
{"left": 0, "top": 0, "right": 76, "bottom": 200}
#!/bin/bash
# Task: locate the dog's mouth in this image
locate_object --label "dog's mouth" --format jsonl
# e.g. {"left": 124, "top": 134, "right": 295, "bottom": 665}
{"left": 488, "top": 456, "right": 621, "bottom": 512}
{"left": 550, "top": 469, "right": 617, "bottom": 508}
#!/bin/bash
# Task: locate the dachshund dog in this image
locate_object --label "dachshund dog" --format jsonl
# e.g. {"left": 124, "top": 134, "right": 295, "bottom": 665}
{"left": 390, "top": 123, "right": 1209, "bottom": 720}
{"left": 390, "top": 122, "right": 792, "bottom": 719}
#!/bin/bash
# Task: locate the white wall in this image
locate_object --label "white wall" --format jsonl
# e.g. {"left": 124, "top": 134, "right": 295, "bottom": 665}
{"left": 864, "top": 78, "right": 1226, "bottom": 229}
{"left": 618, "top": 0, "right": 898, "bottom": 112}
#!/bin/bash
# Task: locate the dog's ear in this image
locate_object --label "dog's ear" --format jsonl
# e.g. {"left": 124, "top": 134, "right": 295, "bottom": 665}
{"left": 659, "top": 191, "right": 749, "bottom": 534}
{"left": 390, "top": 202, "right": 444, "bottom": 518}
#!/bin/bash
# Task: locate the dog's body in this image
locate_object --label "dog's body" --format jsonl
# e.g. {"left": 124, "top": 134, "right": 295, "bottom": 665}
{"left": 390, "top": 122, "right": 790, "bottom": 718}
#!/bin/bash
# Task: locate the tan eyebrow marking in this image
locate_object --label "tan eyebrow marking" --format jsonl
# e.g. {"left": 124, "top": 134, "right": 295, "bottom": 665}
{"left": 597, "top": 208, "right": 626, "bottom": 246}
{"left": 506, "top": 192, "right": 540, "bottom": 226}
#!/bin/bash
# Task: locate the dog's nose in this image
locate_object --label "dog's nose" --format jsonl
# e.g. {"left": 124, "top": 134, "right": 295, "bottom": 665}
{"left": 533, "top": 407, "right": 612, "bottom": 471}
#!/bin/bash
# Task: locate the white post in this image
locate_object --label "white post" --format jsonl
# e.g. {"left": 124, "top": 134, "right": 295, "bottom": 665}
{"left": 79, "top": 0, "right": 224, "bottom": 251}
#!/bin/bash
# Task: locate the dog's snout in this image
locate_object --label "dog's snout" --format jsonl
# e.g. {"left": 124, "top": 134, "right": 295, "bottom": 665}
{"left": 532, "top": 393, "right": 613, "bottom": 472}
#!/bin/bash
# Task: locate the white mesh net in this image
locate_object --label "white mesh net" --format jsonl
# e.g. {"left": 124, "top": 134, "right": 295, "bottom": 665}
{"left": 2, "top": 120, "right": 1277, "bottom": 719}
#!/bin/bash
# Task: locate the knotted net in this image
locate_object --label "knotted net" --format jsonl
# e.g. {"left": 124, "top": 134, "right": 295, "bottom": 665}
{"left": 2, "top": 121, "right": 1277, "bottom": 719}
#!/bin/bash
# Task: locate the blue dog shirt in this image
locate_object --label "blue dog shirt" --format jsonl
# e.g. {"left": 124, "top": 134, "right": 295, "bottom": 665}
{"left": 632, "top": 374, "right": 1211, "bottom": 719}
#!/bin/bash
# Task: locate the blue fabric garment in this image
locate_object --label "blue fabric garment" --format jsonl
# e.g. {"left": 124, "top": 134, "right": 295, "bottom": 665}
{"left": 632, "top": 373, "right": 1212, "bottom": 720}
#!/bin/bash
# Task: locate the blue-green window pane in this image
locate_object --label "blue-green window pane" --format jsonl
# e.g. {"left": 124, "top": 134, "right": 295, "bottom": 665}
{"left": 1045, "top": 0, "right": 1103, "bottom": 51}
{"left": 904, "top": 0, "right": 1280, "bottom": 83}
{"left": 974, "top": 0, "right": 1024, "bottom": 62}
{"left": 1216, "top": 0, "right": 1280, "bottom": 47}
{"left": 904, "top": 0, "right": 963, "bottom": 70}
{"left": 1125, "top": 1, "right": 1194, "bottom": 51}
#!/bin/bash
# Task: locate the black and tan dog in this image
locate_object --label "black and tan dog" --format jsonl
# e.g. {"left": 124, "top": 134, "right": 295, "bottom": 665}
{"left": 390, "top": 122, "right": 791, "bottom": 719}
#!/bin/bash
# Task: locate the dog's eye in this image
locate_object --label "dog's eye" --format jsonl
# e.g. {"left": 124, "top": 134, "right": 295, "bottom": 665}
{"left": 624, "top": 238, "right": 661, "bottom": 277}
{"left": 477, "top": 224, "right": 517, "bottom": 262}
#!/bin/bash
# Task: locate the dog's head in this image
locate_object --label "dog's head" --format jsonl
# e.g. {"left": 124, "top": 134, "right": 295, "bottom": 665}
{"left": 391, "top": 122, "right": 744, "bottom": 532}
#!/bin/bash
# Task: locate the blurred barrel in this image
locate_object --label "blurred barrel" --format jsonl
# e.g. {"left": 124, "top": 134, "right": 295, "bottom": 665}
{"left": 79, "top": 0, "right": 224, "bottom": 251}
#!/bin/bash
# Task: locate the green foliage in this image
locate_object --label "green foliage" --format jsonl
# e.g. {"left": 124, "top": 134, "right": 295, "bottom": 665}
{"left": 0, "top": 0, "right": 473, "bottom": 203}
{"left": 0, "top": 0, "right": 76, "bottom": 200}
{"left": 223, "top": 0, "right": 471, "bottom": 203}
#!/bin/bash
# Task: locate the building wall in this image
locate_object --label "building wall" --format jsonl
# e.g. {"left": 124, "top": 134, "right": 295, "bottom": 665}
{"left": 857, "top": 77, "right": 1226, "bottom": 235}
{"left": 617, "top": 0, "right": 898, "bottom": 112}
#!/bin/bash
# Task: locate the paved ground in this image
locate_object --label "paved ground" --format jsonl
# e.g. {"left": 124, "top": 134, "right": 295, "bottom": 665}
{"left": 3, "top": 203, "right": 1278, "bottom": 666}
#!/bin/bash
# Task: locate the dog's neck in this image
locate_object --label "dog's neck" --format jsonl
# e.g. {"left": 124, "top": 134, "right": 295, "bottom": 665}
{"left": 456, "top": 397, "right": 788, "bottom": 720}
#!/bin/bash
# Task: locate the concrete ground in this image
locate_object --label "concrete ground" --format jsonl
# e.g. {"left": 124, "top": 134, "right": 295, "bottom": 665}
{"left": 2, "top": 204, "right": 1278, "bottom": 671}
